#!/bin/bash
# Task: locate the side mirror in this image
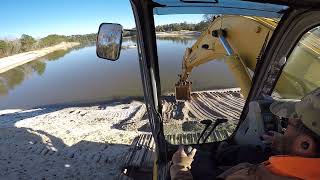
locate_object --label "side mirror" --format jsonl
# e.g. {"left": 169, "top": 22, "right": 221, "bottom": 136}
{"left": 96, "top": 23, "right": 123, "bottom": 61}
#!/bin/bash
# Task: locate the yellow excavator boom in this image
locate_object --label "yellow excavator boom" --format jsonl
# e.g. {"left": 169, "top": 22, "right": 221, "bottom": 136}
{"left": 176, "top": 15, "right": 277, "bottom": 100}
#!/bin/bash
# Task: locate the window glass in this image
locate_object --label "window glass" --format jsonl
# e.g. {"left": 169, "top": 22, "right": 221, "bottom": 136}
{"left": 155, "top": 15, "right": 278, "bottom": 144}
{"left": 272, "top": 26, "right": 320, "bottom": 100}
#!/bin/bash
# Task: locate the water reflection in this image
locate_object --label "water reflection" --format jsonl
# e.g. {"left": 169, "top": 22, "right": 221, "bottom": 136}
{"left": 0, "top": 46, "right": 79, "bottom": 96}
{"left": 46, "top": 43, "right": 94, "bottom": 61}
{"left": 46, "top": 49, "right": 72, "bottom": 61}
{"left": 0, "top": 36, "right": 238, "bottom": 109}
{"left": 0, "top": 42, "right": 99, "bottom": 97}
{"left": 121, "top": 36, "right": 137, "bottom": 50}
{"left": 156, "top": 36, "right": 196, "bottom": 46}
{"left": 0, "top": 60, "right": 46, "bottom": 95}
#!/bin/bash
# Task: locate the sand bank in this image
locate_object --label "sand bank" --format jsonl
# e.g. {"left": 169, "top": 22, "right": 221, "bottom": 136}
{"left": 0, "top": 42, "right": 80, "bottom": 74}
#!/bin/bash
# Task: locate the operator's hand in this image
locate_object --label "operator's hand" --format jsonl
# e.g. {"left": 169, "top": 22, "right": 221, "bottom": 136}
{"left": 170, "top": 146, "right": 197, "bottom": 180}
{"left": 261, "top": 131, "right": 283, "bottom": 145}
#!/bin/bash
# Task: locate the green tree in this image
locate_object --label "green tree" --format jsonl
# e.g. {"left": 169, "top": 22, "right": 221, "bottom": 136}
{"left": 0, "top": 40, "right": 21, "bottom": 58}
{"left": 0, "top": 33, "right": 98, "bottom": 57}
{"left": 203, "top": 14, "right": 217, "bottom": 22}
{"left": 39, "top": 34, "right": 67, "bottom": 47}
{"left": 0, "top": 40, "right": 8, "bottom": 57}
{"left": 20, "top": 34, "right": 36, "bottom": 52}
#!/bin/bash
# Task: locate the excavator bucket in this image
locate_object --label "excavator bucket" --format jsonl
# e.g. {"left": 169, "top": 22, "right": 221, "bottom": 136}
{"left": 175, "top": 82, "right": 191, "bottom": 100}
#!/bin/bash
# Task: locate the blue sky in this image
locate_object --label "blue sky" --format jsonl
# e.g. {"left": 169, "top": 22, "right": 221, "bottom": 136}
{"left": 0, "top": 0, "right": 203, "bottom": 39}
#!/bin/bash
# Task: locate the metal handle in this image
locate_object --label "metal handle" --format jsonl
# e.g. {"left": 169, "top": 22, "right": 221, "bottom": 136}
{"left": 197, "top": 119, "right": 213, "bottom": 145}
{"left": 203, "top": 118, "right": 228, "bottom": 144}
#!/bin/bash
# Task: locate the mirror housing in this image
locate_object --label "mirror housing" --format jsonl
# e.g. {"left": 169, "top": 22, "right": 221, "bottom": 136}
{"left": 96, "top": 23, "right": 123, "bottom": 61}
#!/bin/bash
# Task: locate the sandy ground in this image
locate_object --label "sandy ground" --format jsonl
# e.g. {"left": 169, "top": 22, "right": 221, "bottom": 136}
{"left": 0, "top": 89, "right": 243, "bottom": 179}
{"left": 0, "top": 100, "right": 147, "bottom": 180}
{"left": 0, "top": 42, "right": 80, "bottom": 74}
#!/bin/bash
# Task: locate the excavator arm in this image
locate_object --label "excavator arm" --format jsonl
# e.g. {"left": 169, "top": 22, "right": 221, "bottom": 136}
{"left": 176, "top": 15, "right": 277, "bottom": 100}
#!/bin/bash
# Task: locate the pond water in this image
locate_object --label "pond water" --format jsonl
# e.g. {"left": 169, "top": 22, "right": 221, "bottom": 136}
{"left": 0, "top": 37, "right": 238, "bottom": 109}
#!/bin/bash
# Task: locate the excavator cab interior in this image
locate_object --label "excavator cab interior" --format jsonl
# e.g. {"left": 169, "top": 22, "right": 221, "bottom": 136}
{"left": 96, "top": 0, "right": 320, "bottom": 179}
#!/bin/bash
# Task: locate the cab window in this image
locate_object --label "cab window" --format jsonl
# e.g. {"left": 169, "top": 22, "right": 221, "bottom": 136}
{"left": 155, "top": 15, "right": 278, "bottom": 145}
{"left": 272, "top": 26, "right": 320, "bottom": 99}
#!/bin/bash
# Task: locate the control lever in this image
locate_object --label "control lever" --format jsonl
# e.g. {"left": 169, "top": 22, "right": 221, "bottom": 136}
{"left": 202, "top": 118, "right": 228, "bottom": 144}
{"left": 197, "top": 120, "right": 213, "bottom": 145}
{"left": 184, "top": 145, "right": 194, "bottom": 155}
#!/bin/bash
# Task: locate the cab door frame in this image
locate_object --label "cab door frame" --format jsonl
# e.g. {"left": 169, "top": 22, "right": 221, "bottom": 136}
{"left": 240, "top": 8, "right": 320, "bottom": 122}
{"left": 130, "top": 1, "right": 168, "bottom": 179}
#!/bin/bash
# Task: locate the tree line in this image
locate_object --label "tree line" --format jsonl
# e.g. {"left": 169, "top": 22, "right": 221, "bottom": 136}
{"left": 155, "top": 15, "right": 216, "bottom": 32}
{"left": 0, "top": 15, "right": 216, "bottom": 58}
{"left": 0, "top": 33, "right": 96, "bottom": 58}
{"left": 155, "top": 21, "right": 208, "bottom": 32}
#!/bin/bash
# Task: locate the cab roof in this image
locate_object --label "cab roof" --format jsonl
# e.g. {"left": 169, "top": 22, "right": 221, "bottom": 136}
{"left": 152, "top": 0, "right": 288, "bottom": 18}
